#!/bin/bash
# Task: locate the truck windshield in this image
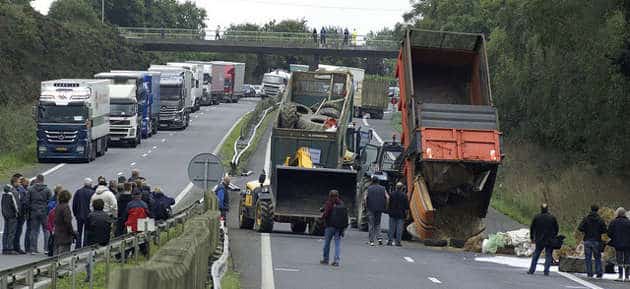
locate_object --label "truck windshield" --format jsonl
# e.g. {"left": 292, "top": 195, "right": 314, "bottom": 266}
{"left": 382, "top": 151, "right": 401, "bottom": 170}
{"left": 263, "top": 75, "right": 283, "bottom": 84}
{"left": 161, "top": 85, "right": 182, "bottom": 100}
{"left": 38, "top": 104, "right": 88, "bottom": 123}
{"left": 110, "top": 103, "right": 137, "bottom": 117}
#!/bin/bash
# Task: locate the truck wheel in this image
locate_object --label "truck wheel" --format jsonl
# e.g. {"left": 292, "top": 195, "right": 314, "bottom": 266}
{"left": 89, "top": 141, "right": 96, "bottom": 161}
{"left": 255, "top": 200, "right": 274, "bottom": 233}
{"left": 358, "top": 205, "right": 368, "bottom": 232}
{"left": 96, "top": 138, "right": 104, "bottom": 157}
{"left": 152, "top": 122, "right": 158, "bottom": 135}
{"left": 290, "top": 221, "right": 307, "bottom": 234}
{"left": 239, "top": 199, "right": 255, "bottom": 230}
{"left": 308, "top": 220, "right": 325, "bottom": 236}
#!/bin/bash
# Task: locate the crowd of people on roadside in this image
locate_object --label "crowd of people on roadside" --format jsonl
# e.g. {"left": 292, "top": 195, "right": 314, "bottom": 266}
{"left": 1, "top": 169, "right": 175, "bottom": 258}
{"left": 527, "top": 203, "right": 630, "bottom": 281}
{"left": 319, "top": 175, "right": 408, "bottom": 267}
{"left": 312, "top": 27, "right": 358, "bottom": 46}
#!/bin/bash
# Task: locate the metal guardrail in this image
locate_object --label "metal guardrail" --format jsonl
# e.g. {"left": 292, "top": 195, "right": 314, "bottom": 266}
{"left": 0, "top": 200, "right": 203, "bottom": 289}
{"left": 117, "top": 27, "right": 399, "bottom": 51}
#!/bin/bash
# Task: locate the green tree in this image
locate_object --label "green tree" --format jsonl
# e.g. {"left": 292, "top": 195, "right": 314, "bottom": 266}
{"left": 49, "top": 0, "right": 100, "bottom": 26}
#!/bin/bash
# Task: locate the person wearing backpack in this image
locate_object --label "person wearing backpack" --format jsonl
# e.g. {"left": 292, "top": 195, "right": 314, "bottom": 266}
{"left": 320, "top": 190, "right": 347, "bottom": 267}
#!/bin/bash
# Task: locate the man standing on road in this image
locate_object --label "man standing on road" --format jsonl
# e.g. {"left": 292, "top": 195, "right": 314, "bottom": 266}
{"left": 91, "top": 182, "right": 118, "bottom": 220}
{"left": 27, "top": 174, "right": 52, "bottom": 254}
{"left": 18, "top": 176, "right": 31, "bottom": 253}
{"left": 2, "top": 184, "right": 19, "bottom": 255}
{"left": 387, "top": 182, "right": 408, "bottom": 247}
{"left": 320, "top": 190, "right": 346, "bottom": 267}
{"left": 73, "top": 178, "right": 94, "bottom": 248}
{"left": 527, "top": 203, "right": 559, "bottom": 276}
{"left": 365, "top": 175, "right": 388, "bottom": 246}
{"left": 578, "top": 204, "right": 607, "bottom": 278}
{"left": 608, "top": 207, "right": 630, "bottom": 281}
{"left": 116, "top": 183, "right": 134, "bottom": 236}
{"left": 215, "top": 176, "right": 230, "bottom": 222}
{"left": 53, "top": 190, "right": 75, "bottom": 255}
{"left": 128, "top": 169, "right": 141, "bottom": 183}
{"left": 11, "top": 175, "right": 27, "bottom": 254}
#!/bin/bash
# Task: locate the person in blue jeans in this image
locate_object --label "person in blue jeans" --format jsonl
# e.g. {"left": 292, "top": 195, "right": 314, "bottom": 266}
{"left": 320, "top": 190, "right": 345, "bottom": 267}
{"left": 387, "top": 182, "right": 408, "bottom": 246}
{"left": 527, "top": 203, "right": 559, "bottom": 276}
{"left": 578, "top": 204, "right": 607, "bottom": 278}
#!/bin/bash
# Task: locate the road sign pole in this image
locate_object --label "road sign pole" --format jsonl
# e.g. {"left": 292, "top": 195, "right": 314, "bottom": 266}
{"left": 204, "top": 159, "right": 209, "bottom": 192}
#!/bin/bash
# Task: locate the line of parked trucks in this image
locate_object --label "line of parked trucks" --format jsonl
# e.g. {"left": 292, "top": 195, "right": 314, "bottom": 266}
{"left": 35, "top": 61, "right": 245, "bottom": 162}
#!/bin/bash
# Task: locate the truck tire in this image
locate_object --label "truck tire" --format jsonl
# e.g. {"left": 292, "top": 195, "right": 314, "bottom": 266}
{"left": 296, "top": 115, "right": 327, "bottom": 130}
{"left": 308, "top": 219, "right": 325, "bottom": 236}
{"left": 317, "top": 107, "right": 340, "bottom": 119}
{"left": 279, "top": 104, "right": 298, "bottom": 128}
{"left": 295, "top": 104, "right": 312, "bottom": 115}
{"left": 358, "top": 204, "right": 368, "bottom": 232}
{"left": 239, "top": 199, "right": 255, "bottom": 230}
{"left": 321, "top": 101, "right": 342, "bottom": 111}
{"left": 290, "top": 221, "right": 307, "bottom": 234}
{"left": 255, "top": 200, "right": 274, "bottom": 233}
{"left": 96, "top": 138, "right": 105, "bottom": 157}
{"left": 89, "top": 140, "right": 96, "bottom": 161}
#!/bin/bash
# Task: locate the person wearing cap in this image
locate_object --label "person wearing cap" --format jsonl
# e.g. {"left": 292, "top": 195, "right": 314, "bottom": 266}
{"left": 2, "top": 183, "right": 19, "bottom": 254}
{"left": 364, "top": 175, "right": 389, "bottom": 246}
{"left": 73, "top": 178, "right": 95, "bottom": 248}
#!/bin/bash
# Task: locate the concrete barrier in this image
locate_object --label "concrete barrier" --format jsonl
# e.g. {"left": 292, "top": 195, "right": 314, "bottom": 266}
{"left": 108, "top": 194, "right": 221, "bottom": 289}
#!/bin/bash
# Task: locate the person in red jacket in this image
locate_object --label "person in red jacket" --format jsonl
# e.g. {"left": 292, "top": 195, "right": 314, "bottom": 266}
{"left": 123, "top": 192, "right": 150, "bottom": 257}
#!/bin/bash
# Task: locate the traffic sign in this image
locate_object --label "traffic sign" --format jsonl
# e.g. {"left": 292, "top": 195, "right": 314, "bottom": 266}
{"left": 187, "top": 153, "right": 225, "bottom": 191}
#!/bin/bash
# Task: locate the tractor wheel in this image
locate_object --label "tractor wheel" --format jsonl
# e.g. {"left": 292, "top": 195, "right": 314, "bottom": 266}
{"left": 358, "top": 204, "right": 368, "bottom": 232}
{"left": 239, "top": 199, "right": 255, "bottom": 230}
{"left": 279, "top": 104, "right": 298, "bottom": 128}
{"left": 255, "top": 199, "right": 274, "bottom": 233}
{"left": 290, "top": 221, "right": 307, "bottom": 234}
{"left": 308, "top": 219, "right": 325, "bottom": 236}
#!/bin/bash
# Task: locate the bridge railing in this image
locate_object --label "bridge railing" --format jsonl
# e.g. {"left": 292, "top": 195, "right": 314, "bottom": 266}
{"left": 117, "top": 27, "right": 400, "bottom": 51}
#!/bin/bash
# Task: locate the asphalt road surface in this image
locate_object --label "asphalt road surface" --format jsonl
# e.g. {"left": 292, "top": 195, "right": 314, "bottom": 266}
{"left": 0, "top": 99, "right": 258, "bottom": 270}
{"left": 229, "top": 106, "right": 627, "bottom": 289}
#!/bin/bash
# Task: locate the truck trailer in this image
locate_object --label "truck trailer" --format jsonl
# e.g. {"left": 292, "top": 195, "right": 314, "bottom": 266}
{"left": 238, "top": 71, "right": 357, "bottom": 235}
{"left": 210, "top": 61, "right": 245, "bottom": 103}
{"left": 397, "top": 29, "right": 502, "bottom": 242}
{"left": 36, "top": 79, "right": 111, "bottom": 162}
{"left": 148, "top": 65, "right": 192, "bottom": 130}
{"left": 317, "top": 64, "right": 366, "bottom": 118}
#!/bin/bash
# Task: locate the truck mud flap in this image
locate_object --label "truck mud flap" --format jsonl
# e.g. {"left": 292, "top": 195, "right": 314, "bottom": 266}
{"left": 274, "top": 166, "right": 357, "bottom": 218}
{"left": 409, "top": 176, "right": 436, "bottom": 239}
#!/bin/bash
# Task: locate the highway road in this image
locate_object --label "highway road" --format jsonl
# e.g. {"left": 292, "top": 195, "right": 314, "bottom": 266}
{"left": 0, "top": 99, "right": 258, "bottom": 270}
{"left": 228, "top": 107, "right": 627, "bottom": 289}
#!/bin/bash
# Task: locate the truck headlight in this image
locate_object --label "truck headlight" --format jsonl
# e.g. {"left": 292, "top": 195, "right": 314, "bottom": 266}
{"left": 76, "top": 145, "right": 85, "bottom": 153}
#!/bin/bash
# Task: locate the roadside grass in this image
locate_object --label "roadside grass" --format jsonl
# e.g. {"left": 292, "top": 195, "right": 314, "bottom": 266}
{"left": 219, "top": 112, "right": 253, "bottom": 168}
{"left": 391, "top": 111, "right": 401, "bottom": 132}
{"left": 219, "top": 257, "right": 241, "bottom": 289}
{"left": 0, "top": 104, "right": 37, "bottom": 181}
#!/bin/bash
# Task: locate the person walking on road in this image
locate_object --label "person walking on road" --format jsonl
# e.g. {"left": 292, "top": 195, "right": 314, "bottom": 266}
{"left": 91, "top": 182, "right": 118, "bottom": 220}
{"left": 527, "top": 203, "right": 559, "bottom": 276}
{"left": 27, "top": 174, "right": 52, "bottom": 254}
{"left": 387, "top": 182, "right": 408, "bottom": 247}
{"left": 320, "top": 190, "right": 347, "bottom": 267}
{"left": 53, "top": 190, "right": 75, "bottom": 255}
{"left": 607, "top": 207, "right": 630, "bottom": 281}
{"left": 116, "top": 182, "right": 134, "bottom": 236}
{"left": 2, "top": 184, "right": 19, "bottom": 255}
{"left": 73, "top": 178, "right": 94, "bottom": 248}
{"left": 365, "top": 175, "right": 388, "bottom": 246}
{"left": 578, "top": 204, "right": 607, "bottom": 278}
{"left": 85, "top": 199, "right": 112, "bottom": 282}
{"left": 11, "top": 175, "right": 26, "bottom": 254}
{"left": 215, "top": 176, "right": 230, "bottom": 222}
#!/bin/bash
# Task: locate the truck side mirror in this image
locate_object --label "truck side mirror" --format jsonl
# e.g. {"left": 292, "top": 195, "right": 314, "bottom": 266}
{"left": 258, "top": 171, "right": 266, "bottom": 185}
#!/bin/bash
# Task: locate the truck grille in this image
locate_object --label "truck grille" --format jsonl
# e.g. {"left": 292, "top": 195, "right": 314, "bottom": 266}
{"left": 263, "top": 85, "right": 279, "bottom": 96}
{"left": 111, "top": 119, "right": 131, "bottom": 126}
{"left": 160, "top": 106, "right": 179, "bottom": 118}
{"left": 45, "top": 130, "right": 78, "bottom": 143}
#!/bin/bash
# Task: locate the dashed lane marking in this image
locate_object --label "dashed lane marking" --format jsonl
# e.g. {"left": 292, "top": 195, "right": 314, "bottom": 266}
{"left": 274, "top": 268, "right": 300, "bottom": 272}
{"left": 428, "top": 277, "right": 442, "bottom": 284}
{"left": 130, "top": 162, "right": 136, "bottom": 166}
{"left": 362, "top": 115, "right": 369, "bottom": 126}
{"left": 557, "top": 272, "right": 604, "bottom": 289}
{"left": 117, "top": 172, "right": 123, "bottom": 176}
{"left": 142, "top": 153, "right": 148, "bottom": 157}
{"left": 261, "top": 233, "right": 275, "bottom": 289}
{"left": 161, "top": 138, "right": 166, "bottom": 143}
{"left": 152, "top": 146, "right": 157, "bottom": 150}
{"left": 147, "top": 150, "right": 152, "bottom": 154}
{"left": 403, "top": 256, "right": 415, "bottom": 263}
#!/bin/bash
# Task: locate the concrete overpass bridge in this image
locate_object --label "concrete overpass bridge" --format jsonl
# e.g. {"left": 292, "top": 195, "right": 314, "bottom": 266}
{"left": 118, "top": 28, "right": 400, "bottom": 73}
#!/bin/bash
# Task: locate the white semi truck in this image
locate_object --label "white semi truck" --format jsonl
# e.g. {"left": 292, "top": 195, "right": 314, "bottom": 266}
{"left": 262, "top": 70, "right": 290, "bottom": 98}
{"left": 186, "top": 61, "right": 218, "bottom": 105}
{"left": 148, "top": 65, "right": 192, "bottom": 130}
{"left": 167, "top": 62, "right": 203, "bottom": 111}
{"left": 36, "top": 79, "right": 111, "bottom": 162}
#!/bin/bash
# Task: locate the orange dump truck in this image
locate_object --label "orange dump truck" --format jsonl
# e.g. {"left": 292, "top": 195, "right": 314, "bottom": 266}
{"left": 396, "top": 29, "right": 502, "bottom": 242}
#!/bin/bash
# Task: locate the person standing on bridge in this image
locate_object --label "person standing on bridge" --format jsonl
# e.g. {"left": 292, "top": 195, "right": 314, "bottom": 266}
{"left": 18, "top": 176, "right": 31, "bottom": 253}
{"left": 527, "top": 203, "right": 559, "bottom": 276}
{"left": 215, "top": 25, "right": 221, "bottom": 40}
{"left": 343, "top": 28, "right": 349, "bottom": 45}
{"left": 116, "top": 182, "right": 133, "bottom": 236}
{"left": 320, "top": 27, "right": 327, "bottom": 46}
{"left": 215, "top": 176, "right": 231, "bottom": 222}
{"left": 320, "top": 189, "right": 346, "bottom": 267}
{"left": 608, "top": 207, "right": 630, "bottom": 281}
{"left": 27, "top": 174, "right": 52, "bottom": 254}
{"left": 365, "top": 175, "right": 389, "bottom": 246}
{"left": 312, "top": 28, "right": 318, "bottom": 45}
{"left": 578, "top": 204, "right": 607, "bottom": 278}
{"left": 2, "top": 183, "right": 19, "bottom": 255}
{"left": 73, "top": 178, "right": 94, "bottom": 248}
{"left": 387, "top": 182, "right": 408, "bottom": 247}
{"left": 91, "top": 181, "right": 118, "bottom": 220}
{"left": 351, "top": 29, "right": 358, "bottom": 46}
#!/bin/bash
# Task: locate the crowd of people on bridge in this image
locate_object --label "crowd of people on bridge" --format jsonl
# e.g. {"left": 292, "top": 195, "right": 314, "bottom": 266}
{"left": 311, "top": 27, "right": 358, "bottom": 47}
{"left": 527, "top": 204, "right": 630, "bottom": 281}
{"left": 1, "top": 169, "right": 175, "bottom": 258}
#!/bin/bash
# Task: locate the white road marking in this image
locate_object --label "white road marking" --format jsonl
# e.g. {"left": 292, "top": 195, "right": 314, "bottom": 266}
{"left": 274, "top": 268, "right": 300, "bottom": 272}
{"left": 264, "top": 137, "right": 272, "bottom": 174}
{"left": 147, "top": 150, "right": 152, "bottom": 154}
{"left": 428, "top": 277, "right": 442, "bottom": 284}
{"left": 29, "top": 163, "right": 66, "bottom": 181}
{"left": 142, "top": 153, "right": 148, "bottom": 157}
{"left": 362, "top": 115, "right": 369, "bottom": 126}
{"left": 565, "top": 286, "right": 588, "bottom": 289}
{"left": 161, "top": 138, "right": 166, "bottom": 143}
{"left": 117, "top": 172, "right": 123, "bottom": 176}
{"left": 174, "top": 182, "right": 194, "bottom": 204}
{"left": 403, "top": 256, "right": 415, "bottom": 263}
{"left": 152, "top": 146, "right": 157, "bottom": 150}
{"left": 169, "top": 133, "right": 174, "bottom": 136}
{"left": 557, "top": 272, "right": 604, "bottom": 289}
{"left": 261, "top": 233, "right": 275, "bottom": 289}
{"left": 372, "top": 129, "right": 384, "bottom": 144}
{"left": 130, "top": 162, "right": 136, "bottom": 166}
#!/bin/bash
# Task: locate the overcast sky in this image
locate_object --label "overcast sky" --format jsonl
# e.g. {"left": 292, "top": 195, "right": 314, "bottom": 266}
{"left": 30, "top": 0, "right": 410, "bottom": 34}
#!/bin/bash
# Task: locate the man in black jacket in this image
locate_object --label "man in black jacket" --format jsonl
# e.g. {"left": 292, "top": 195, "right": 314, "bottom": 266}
{"left": 527, "top": 203, "right": 559, "bottom": 276}
{"left": 578, "top": 204, "right": 607, "bottom": 278}
{"left": 2, "top": 184, "right": 19, "bottom": 255}
{"left": 27, "top": 174, "right": 52, "bottom": 254}
{"left": 365, "top": 175, "right": 388, "bottom": 246}
{"left": 608, "top": 207, "right": 630, "bottom": 281}
{"left": 85, "top": 199, "right": 112, "bottom": 283}
{"left": 387, "top": 182, "right": 408, "bottom": 246}
{"left": 72, "top": 178, "right": 94, "bottom": 248}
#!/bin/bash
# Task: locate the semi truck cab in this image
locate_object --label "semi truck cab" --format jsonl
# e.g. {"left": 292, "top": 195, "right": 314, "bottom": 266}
{"left": 108, "top": 85, "right": 141, "bottom": 147}
{"left": 158, "top": 75, "right": 189, "bottom": 129}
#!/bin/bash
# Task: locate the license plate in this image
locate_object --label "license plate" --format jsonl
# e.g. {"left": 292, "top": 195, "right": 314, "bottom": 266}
{"left": 110, "top": 137, "right": 120, "bottom": 141}
{"left": 55, "top": 147, "right": 68, "bottom": 152}
{"left": 245, "top": 194, "right": 253, "bottom": 207}
{"left": 160, "top": 123, "right": 168, "bottom": 127}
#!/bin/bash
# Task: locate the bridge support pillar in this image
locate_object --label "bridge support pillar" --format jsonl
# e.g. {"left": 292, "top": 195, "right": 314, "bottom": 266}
{"left": 309, "top": 54, "right": 320, "bottom": 71}
{"left": 366, "top": 57, "right": 383, "bottom": 75}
